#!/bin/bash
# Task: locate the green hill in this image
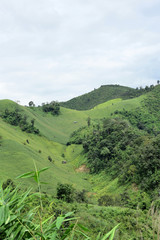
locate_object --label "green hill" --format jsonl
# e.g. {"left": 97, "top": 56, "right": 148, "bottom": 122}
{"left": 0, "top": 85, "right": 160, "bottom": 196}
{"left": 0, "top": 117, "right": 91, "bottom": 194}
{"left": 0, "top": 92, "right": 145, "bottom": 194}
{"left": 1, "top": 86, "right": 160, "bottom": 239}
{"left": 60, "top": 84, "right": 143, "bottom": 110}
{"left": 0, "top": 96, "right": 144, "bottom": 144}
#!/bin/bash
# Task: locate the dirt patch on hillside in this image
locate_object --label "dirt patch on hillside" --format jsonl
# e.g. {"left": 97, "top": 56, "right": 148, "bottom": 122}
{"left": 75, "top": 164, "right": 90, "bottom": 173}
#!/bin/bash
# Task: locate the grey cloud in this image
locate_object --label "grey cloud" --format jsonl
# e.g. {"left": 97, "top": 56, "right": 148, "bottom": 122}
{"left": 0, "top": 0, "right": 160, "bottom": 105}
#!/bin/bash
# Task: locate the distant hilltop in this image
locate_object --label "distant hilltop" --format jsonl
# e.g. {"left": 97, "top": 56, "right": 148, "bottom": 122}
{"left": 60, "top": 84, "right": 151, "bottom": 110}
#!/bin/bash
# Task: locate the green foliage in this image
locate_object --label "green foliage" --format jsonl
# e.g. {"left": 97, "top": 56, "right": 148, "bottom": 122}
{"left": 60, "top": 85, "right": 145, "bottom": 110}
{"left": 57, "top": 183, "right": 75, "bottom": 203}
{"left": 75, "top": 189, "right": 88, "bottom": 203}
{"left": 2, "top": 179, "right": 15, "bottom": 190}
{"left": 1, "top": 166, "right": 119, "bottom": 239}
{"left": 113, "top": 85, "right": 160, "bottom": 135}
{"left": 70, "top": 118, "right": 160, "bottom": 192}
{"left": 1, "top": 85, "right": 160, "bottom": 239}
{"left": 28, "top": 101, "right": 35, "bottom": 107}
{"left": 114, "top": 108, "right": 159, "bottom": 135}
{"left": 98, "top": 195, "right": 115, "bottom": 207}
{"left": 42, "top": 101, "right": 60, "bottom": 115}
{"left": 0, "top": 184, "right": 81, "bottom": 239}
{"left": 1, "top": 108, "right": 40, "bottom": 134}
{"left": 0, "top": 184, "right": 34, "bottom": 239}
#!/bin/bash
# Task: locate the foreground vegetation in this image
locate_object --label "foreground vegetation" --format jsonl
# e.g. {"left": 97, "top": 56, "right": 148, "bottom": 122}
{"left": 0, "top": 168, "right": 121, "bottom": 240}
{"left": 1, "top": 168, "right": 159, "bottom": 240}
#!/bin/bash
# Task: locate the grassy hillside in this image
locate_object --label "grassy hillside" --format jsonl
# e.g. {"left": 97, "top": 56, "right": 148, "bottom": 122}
{"left": 1, "top": 87, "right": 160, "bottom": 239}
{"left": 0, "top": 96, "right": 144, "bottom": 144}
{"left": 0, "top": 93, "right": 146, "bottom": 196}
{"left": 0, "top": 117, "right": 91, "bottom": 194}
{"left": 60, "top": 84, "right": 142, "bottom": 110}
{"left": 1, "top": 86, "right": 160, "bottom": 192}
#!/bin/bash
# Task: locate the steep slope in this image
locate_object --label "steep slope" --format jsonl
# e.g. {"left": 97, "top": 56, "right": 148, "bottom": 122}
{"left": 0, "top": 95, "right": 144, "bottom": 144}
{"left": 0, "top": 93, "right": 145, "bottom": 196}
{"left": 1, "top": 88, "right": 160, "bottom": 240}
{"left": 0, "top": 117, "right": 91, "bottom": 194}
{"left": 0, "top": 94, "right": 145, "bottom": 195}
{"left": 60, "top": 84, "right": 141, "bottom": 110}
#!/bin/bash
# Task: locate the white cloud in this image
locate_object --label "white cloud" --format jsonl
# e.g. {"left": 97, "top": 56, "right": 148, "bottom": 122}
{"left": 0, "top": 0, "right": 160, "bottom": 105}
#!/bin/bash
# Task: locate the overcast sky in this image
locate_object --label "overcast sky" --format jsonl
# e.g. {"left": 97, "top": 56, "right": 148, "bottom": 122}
{"left": 0, "top": 0, "right": 160, "bottom": 105}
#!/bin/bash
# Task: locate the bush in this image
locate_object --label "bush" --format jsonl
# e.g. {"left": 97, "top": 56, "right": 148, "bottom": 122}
{"left": 57, "top": 183, "right": 75, "bottom": 203}
{"left": 98, "top": 195, "right": 115, "bottom": 206}
{"left": 42, "top": 101, "right": 60, "bottom": 115}
{"left": 1, "top": 109, "right": 40, "bottom": 134}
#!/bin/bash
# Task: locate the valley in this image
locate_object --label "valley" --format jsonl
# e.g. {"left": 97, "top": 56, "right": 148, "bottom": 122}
{"left": 0, "top": 84, "right": 160, "bottom": 239}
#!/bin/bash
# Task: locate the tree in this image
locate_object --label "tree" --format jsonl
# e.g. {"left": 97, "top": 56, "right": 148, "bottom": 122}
{"left": 57, "top": 183, "right": 74, "bottom": 203}
{"left": 42, "top": 101, "right": 60, "bottom": 115}
{"left": 157, "top": 80, "right": 160, "bottom": 85}
{"left": 31, "top": 119, "right": 35, "bottom": 127}
{"left": 87, "top": 117, "right": 91, "bottom": 127}
{"left": 29, "top": 101, "right": 35, "bottom": 107}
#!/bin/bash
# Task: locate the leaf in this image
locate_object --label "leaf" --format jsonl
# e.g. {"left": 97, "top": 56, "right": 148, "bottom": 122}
{"left": 101, "top": 224, "right": 120, "bottom": 240}
{"left": 0, "top": 206, "right": 5, "bottom": 226}
{"left": 5, "top": 214, "right": 11, "bottom": 224}
{"left": 50, "top": 231, "right": 57, "bottom": 240}
{"left": 40, "top": 181, "right": 49, "bottom": 185}
{"left": 33, "top": 173, "right": 38, "bottom": 183}
{"left": 16, "top": 171, "right": 35, "bottom": 179}
{"left": 61, "top": 224, "right": 75, "bottom": 240}
{"left": 11, "top": 225, "right": 23, "bottom": 240}
{"left": 38, "top": 167, "right": 50, "bottom": 174}
{"left": 63, "top": 217, "right": 78, "bottom": 222}
{"left": 17, "top": 188, "right": 32, "bottom": 206}
{"left": 96, "top": 232, "right": 101, "bottom": 240}
{"left": 17, "top": 227, "right": 28, "bottom": 240}
{"left": 56, "top": 216, "right": 65, "bottom": 230}
{"left": 35, "top": 215, "right": 54, "bottom": 231}
{"left": 77, "top": 223, "right": 89, "bottom": 232}
{"left": 64, "top": 212, "right": 73, "bottom": 218}
{"left": 74, "top": 230, "right": 90, "bottom": 239}
{"left": 6, "top": 221, "right": 19, "bottom": 237}
{"left": 4, "top": 205, "right": 10, "bottom": 224}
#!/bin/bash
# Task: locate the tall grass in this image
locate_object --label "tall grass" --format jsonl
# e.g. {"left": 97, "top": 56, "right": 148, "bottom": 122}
{"left": 0, "top": 165, "right": 119, "bottom": 239}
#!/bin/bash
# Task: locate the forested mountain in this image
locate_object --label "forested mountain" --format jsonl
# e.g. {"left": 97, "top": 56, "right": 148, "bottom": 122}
{"left": 0, "top": 84, "right": 160, "bottom": 239}
{"left": 60, "top": 84, "right": 152, "bottom": 110}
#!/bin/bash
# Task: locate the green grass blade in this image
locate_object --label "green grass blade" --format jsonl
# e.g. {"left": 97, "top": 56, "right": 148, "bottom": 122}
{"left": 38, "top": 167, "right": 50, "bottom": 174}
{"left": 96, "top": 232, "right": 101, "bottom": 240}
{"left": 101, "top": 224, "right": 120, "bottom": 240}
{"left": 16, "top": 171, "right": 35, "bottom": 179}
{"left": 77, "top": 223, "right": 89, "bottom": 232}
{"left": 17, "top": 188, "right": 32, "bottom": 206}
{"left": 50, "top": 231, "right": 57, "bottom": 240}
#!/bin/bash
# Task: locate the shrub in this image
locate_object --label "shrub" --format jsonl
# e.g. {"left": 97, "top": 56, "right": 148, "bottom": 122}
{"left": 98, "top": 195, "right": 115, "bottom": 206}
{"left": 57, "top": 183, "right": 75, "bottom": 203}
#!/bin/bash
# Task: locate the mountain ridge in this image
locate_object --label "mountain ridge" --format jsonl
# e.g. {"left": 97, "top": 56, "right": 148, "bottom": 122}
{"left": 60, "top": 84, "right": 143, "bottom": 110}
